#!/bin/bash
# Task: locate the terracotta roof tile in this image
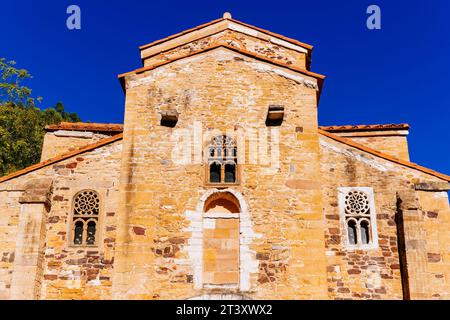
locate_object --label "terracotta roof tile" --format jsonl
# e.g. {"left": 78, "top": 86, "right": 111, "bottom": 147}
{"left": 319, "top": 123, "right": 410, "bottom": 132}
{"left": 46, "top": 122, "right": 410, "bottom": 134}
{"left": 318, "top": 129, "right": 450, "bottom": 182}
{"left": 45, "top": 122, "right": 124, "bottom": 132}
{"left": 0, "top": 133, "right": 123, "bottom": 184}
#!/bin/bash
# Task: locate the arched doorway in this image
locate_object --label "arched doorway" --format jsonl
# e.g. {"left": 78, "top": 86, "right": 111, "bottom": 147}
{"left": 203, "top": 192, "right": 240, "bottom": 288}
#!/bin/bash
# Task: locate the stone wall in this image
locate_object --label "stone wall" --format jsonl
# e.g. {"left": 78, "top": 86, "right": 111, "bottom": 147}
{"left": 113, "top": 46, "right": 328, "bottom": 300}
{"left": 319, "top": 134, "right": 450, "bottom": 300}
{"left": 0, "top": 21, "right": 448, "bottom": 300}
{"left": 41, "top": 131, "right": 115, "bottom": 161}
{"left": 416, "top": 190, "right": 450, "bottom": 299}
{"left": 0, "top": 140, "right": 122, "bottom": 299}
{"left": 0, "top": 190, "right": 21, "bottom": 299}
{"left": 142, "top": 29, "right": 308, "bottom": 70}
{"left": 330, "top": 130, "right": 410, "bottom": 161}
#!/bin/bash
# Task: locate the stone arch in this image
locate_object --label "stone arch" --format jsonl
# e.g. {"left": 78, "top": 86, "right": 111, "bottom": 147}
{"left": 196, "top": 188, "right": 248, "bottom": 213}
{"left": 184, "top": 189, "right": 259, "bottom": 293}
{"left": 204, "top": 191, "right": 240, "bottom": 213}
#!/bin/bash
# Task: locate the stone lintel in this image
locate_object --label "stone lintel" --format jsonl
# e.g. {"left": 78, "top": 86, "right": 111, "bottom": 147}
{"left": 414, "top": 181, "right": 450, "bottom": 192}
{"left": 266, "top": 105, "right": 284, "bottom": 126}
{"left": 19, "top": 178, "right": 53, "bottom": 206}
{"left": 18, "top": 195, "right": 50, "bottom": 204}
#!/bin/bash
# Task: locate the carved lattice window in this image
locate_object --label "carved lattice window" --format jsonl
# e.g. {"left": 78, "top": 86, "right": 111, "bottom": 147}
{"left": 71, "top": 190, "right": 100, "bottom": 246}
{"left": 207, "top": 135, "right": 237, "bottom": 184}
{"left": 343, "top": 190, "right": 373, "bottom": 246}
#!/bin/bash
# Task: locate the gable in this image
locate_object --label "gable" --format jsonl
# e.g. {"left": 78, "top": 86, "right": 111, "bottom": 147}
{"left": 319, "top": 124, "right": 411, "bottom": 161}
{"left": 139, "top": 16, "right": 312, "bottom": 62}
{"left": 141, "top": 28, "right": 310, "bottom": 71}
{"left": 121, "top": 46, "right": 321, "bottom": 131}
{"left": 121, "top": 45, "right": 324, "bottom": 96}
{"left": 319, "top": 130, "right": 450, "bottom": 183}
{"left": 0, "top": 134, "right": 123, "bottom": 186}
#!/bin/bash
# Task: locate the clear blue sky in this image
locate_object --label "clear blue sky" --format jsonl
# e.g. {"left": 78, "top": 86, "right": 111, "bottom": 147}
{"left": 1, "top": 0, "right": 449, "bottom": 174}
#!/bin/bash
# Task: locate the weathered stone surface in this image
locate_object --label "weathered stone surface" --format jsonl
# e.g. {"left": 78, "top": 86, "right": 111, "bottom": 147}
{"left": 332, "top": 130, "right": 411, "bottom": 161}
{"left": 320, "top": 134, "right": 450, "bottom": 300}
{"left": 0, "top": 17, "right": 448, "bottom": 301}
{"left": 415, "top": 181, "right": 450, "bottom": 191}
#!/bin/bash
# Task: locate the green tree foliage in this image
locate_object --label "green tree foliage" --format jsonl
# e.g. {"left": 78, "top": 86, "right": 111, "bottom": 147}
{"left": 0, "top": 58, "right": 81, "bottom": 176}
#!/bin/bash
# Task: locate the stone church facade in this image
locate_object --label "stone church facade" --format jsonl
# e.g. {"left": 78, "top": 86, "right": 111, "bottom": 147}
{"left": 0, "top": 14, "right": 449, "bottom": 300}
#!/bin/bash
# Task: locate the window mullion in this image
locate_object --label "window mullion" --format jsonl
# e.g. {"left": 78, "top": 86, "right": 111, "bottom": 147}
{"left": 82, "top": 221, "right": 87, "bottom": 246}
{"left": 356, "top": 218, "right": 362, "bottom": 245}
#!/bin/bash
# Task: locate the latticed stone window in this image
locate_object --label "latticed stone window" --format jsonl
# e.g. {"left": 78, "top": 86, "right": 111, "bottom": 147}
{"left": 71, "top": 190, "right": 100, "bottom": 246}
{"left": 338, "top": 187, "right": 378, "bottom": 249}
{"left": 207, "top": 135, "right": 238, "bottom": 184}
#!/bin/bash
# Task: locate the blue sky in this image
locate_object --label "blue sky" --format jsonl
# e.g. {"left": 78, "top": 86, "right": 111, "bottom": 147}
{"left": 1, "top": 0, "right": 449, "bottom": 174}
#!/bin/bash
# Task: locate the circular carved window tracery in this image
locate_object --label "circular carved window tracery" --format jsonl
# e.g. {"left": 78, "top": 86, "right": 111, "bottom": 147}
{"left": 208, "top": 135, "right": 237, "bottom": 163}
{"left": 211, "top": 135, "right": 236, "bottom": 147}
{"left": 73, "top": 190, "right": 100, "bottom": 216}
{"left": 344, "top": 190, "right": 370, "bottom": 215}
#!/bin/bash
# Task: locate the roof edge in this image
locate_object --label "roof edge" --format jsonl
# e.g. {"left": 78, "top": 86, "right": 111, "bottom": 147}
{"left": 319, "top": 123, "right": 410, "bottom": 133}
{"left": 139, "top": 18, "right": 224, "bottom": 50}
{"left": 139, "top": 17, "right": 313, "bottom": 52}
{"left": 318, "top": 129, "right": 450, "bottom": 182}
{"left": 228, "top": 18, "right": 313, "bottom": 50}
{"left": 0, "top": 133, "right": 123, "bottom": 184}
{"left": 119, "top": 43, "right": 325, "bottom": 81}
{"left": 46, "top": 122, "right": 124, "bottom": 132}
{"left": 44, "top": 122, "right": 411, "bottom": 134}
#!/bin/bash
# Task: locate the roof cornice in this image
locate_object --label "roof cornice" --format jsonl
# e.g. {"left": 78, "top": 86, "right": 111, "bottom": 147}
{"left": 319, "top": 129, "right": 450, "bottom": 182}
{"left": 139, "top": 17, "right": 313, "bottom": 52}
{"left": 46, "top": 122, "right": 123, "bottom": 133}
{"left": 0, "top": 134, "right": 123, "bottom": 184}
{"left": 119, "top": 43, "right": 325, "bottom": 85}
{"left": 319, "top": 123, "right": 410, "bottom": 133}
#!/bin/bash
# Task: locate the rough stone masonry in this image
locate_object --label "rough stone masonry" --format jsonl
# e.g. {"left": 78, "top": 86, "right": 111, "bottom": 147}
{"left": 0, "top": 13, "right": 448, "bottom": 300}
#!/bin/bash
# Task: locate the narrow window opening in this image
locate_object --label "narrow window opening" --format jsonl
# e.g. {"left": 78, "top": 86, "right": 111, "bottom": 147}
{"left": 74, "top": 221, "right": 84, "bottom": 245}
{"left": 210, "top": 163, "right": 221, "bottom": 183}
{"left": 360, "top": 220, "right": 370, "bottom": 244}
{"left": 347, "top": 220, "right": 357, "bottom": 245}
{"left": 224, "top": 163, "right": 236, "bottom": 183}
{"left": 86, "top": 221, "right": 97, "bottom": 245}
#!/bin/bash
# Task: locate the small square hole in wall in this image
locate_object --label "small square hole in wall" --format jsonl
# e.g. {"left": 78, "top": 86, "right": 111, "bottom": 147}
{"left": 160, "top": 110, "right": 179, "bottom": 127}
{"left": 161, "top": 118, "right": 178, "bottom": 127}
{"left": 266, "top": 105, "right": 284, "bottom": 126}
